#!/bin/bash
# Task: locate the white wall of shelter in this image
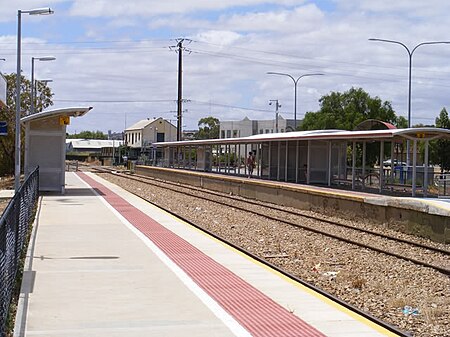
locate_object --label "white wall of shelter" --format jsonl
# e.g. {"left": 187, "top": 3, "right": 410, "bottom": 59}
{"left": 21, "top": 107, "right": 92, "bottom": 193}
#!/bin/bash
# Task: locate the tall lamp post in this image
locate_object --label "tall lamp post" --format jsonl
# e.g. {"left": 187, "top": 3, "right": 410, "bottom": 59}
{"left": 269, "top": 99, "right": 281, "bottom": 133}
{"left": 15, "top": 7, "right": 54, "bottom": 192}
{"left": 31, "top": 56, "right": 55, "bottom": 114}
{"left": 267, "top": 72, "right": 324, "bottom": 130}
{"left": 369, "top": 38, "right": 450, "bottom": 164}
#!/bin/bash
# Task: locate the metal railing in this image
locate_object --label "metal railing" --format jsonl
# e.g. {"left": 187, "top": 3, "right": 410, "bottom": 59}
{"left": 0, "top": 167, "right": 39, "bottom": 337}
{"left": 436, "top": 173, "right": 450, "bottom": 198}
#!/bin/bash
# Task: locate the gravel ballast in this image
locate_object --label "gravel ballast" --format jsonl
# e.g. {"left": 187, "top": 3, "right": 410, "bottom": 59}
{"left": 101, "top": 173, "right": 450, "bottom": 337}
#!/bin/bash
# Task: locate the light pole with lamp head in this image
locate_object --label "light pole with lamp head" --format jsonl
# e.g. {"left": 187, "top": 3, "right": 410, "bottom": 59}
{"left": 369, "top": 38, "right": 450, "bottom": 164}
{"left": 31, "top": 56, "right": 55, "bottom": 114}
{"left": 267, "top": 72, "right": 324, "bottom": 130}
{"left": 15, "top": 7, "right": 54, "bottom": 192}
{"left": 269, "top": 99, "right": 281, "bottom": 133}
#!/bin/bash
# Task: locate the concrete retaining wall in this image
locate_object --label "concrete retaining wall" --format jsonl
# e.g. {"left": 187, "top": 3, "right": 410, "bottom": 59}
{"left": 136, "top": 165, "right": 449, "bottom": 243}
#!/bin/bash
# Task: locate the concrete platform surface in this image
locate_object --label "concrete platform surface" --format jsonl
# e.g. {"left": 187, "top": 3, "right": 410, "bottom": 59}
{"left": 14, "top": 172, "right": 401, "bottom": 337}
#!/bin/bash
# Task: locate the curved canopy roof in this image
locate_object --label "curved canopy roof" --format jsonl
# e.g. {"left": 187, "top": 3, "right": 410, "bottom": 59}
{"left": 21, "top": 107, "right": 93, "bottom": 123}
{"left": 157, "top": 127, "right": 450, "bottom": 147}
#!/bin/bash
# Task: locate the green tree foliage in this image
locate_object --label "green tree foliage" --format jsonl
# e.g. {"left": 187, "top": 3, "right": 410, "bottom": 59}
{"left": 0, "top": 73, "right": 54, "bottom": 175}
{"left": 67, "top": 130, "right": 108, "bottom": 139}
{"left": 300, "top": 87, "right": 403, "bottom": 131}
{"left": 195, "top": 116, "right": 220, "bottom": 139}
{"left": 430, "top": 107, "right": 450, "bottom": 172}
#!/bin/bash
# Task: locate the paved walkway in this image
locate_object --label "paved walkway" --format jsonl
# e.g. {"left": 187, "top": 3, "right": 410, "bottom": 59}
{"left": 14, "top": 172, "right": 402, "bottom": 337}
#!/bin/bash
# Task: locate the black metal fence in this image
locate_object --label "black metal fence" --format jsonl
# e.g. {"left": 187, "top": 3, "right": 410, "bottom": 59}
{"left": 0, "top": 167, "right": 39, "bottom": 337}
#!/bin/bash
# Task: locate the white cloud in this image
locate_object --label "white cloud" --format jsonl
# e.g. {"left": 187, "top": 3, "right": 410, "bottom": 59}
{"left": 220, "top": 4, "right": 324, "bottom": 32}
{"left": 1, "top": 0, "right": 449, "bottom": 133}
{"left": 69, "top": 0, "right": 307, "bottom": 17}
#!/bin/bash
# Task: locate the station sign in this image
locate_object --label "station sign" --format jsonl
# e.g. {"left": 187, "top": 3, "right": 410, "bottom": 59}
{"left": 59, "top": 116, "right": 70, "bottom": 125}
{"left": 0, "top": 121, "right": 7, "bottom": 136}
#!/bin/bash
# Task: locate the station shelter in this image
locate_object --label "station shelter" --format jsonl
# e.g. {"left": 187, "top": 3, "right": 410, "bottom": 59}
{"left": 21, "top": 107, "right": 93, "bottom": 193}
{"left": 152, "top": 127, "right": 450, "bottom": 197}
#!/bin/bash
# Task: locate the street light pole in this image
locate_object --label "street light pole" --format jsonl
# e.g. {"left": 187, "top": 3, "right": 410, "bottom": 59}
{"left": 15, "top": 7, "right": 54, "bottom": 192}
{"left": 267, "top": 72, "right": 324, "bottom": 130}
{"left": 369, "top": 38, "right": 450, "bottom": 164}
{"left": 31, "top": 56, "right": 55, "bottom": 114}
{"left": 269, "top": 99, "right": 281, "bottom": 133}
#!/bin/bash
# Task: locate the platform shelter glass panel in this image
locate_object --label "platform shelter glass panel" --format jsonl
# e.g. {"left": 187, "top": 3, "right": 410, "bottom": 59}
{"left": 330, "top": 142, "right": 348, "bottom": 182}
{"left": 269, "top": 142, "right": 279, "bottom": 179}
{"left": 278, "top": 141, "right": 287, "bottom": 181}
{"left": 260, "top": 142, "right": 270, "bottom": 179}
{"left": 287, "top": 141, "right": 297, "bottom": 182}
{"left": 297, "top": 141, "right": 308, "bottom": 183}
{"left": 309, "top": 140, "right": 329, "bottom": 184}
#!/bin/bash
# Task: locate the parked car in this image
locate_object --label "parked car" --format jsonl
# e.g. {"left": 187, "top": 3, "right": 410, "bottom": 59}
{"left": 383, "top": 159, "right": 407, "bottom": 167}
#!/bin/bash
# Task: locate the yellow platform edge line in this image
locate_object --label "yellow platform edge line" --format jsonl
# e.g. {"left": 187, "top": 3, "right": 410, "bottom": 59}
{"left": 159, "top": 207, "right": 402, "bottom": 337}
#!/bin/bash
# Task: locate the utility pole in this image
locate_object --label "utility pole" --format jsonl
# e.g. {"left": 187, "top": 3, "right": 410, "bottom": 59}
{"left": 269, "top": 100, "right": 281, "bottom": 133}
{"left": 177, "top": 39, "right": 183, "bottom": 141}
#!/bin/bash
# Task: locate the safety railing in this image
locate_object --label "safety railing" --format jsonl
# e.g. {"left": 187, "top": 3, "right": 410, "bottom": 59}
{"left": 435, "top": 173, "right": 450, "bottom": 198}
{"left": 0, "top": 167, "right": 39, "bottom": 337}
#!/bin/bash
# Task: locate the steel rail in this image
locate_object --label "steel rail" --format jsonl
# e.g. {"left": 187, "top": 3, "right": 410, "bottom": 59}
{"left": 94, "top": 168, "right": 450, "bottom": 275}
{"left": 114, "top": 175, "right": 413, "bottom": 337}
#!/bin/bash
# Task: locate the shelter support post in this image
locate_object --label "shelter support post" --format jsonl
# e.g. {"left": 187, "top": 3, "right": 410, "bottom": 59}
{"left": 234, "top": 144, "right": 238, "bottom": 173}
{"left": 257, "top": 144, "right": 261, "bottom": 177}
{"left": 285, "top": 141, "right": 288, "bottom": 182}
{"left": 307, "top": 140, "right": 311, "bottom": 184}
{"left": 327, "top": 141, "right": 332, "bottom": 187}
{"left": 362, "top": 141, "right": 366, "bottom": 190}
{"left": 352, "top": 141, "right": 356, "bottom": 190}
{"left": 268, "top": 142, "right": 272, "bottom": 180}
{"left": 295, "top": 140, "right": 299, "bottom": 183}
{"left": 244, "top": 144, "right": 248, "bottom": 176}
{"left": 379, "top": 141, "right": 384, "bottom": 193}
{"left": 390, "top": 141, "right": 395, "bottom": 185}
{"left": 424, "top": 140, "right": 429, "bottom": 197}
{"left": 277, "top": 141, "right": 281, "bottom": 181}
{"left": 412, "top": 140, "right": 417, "bottom": 197}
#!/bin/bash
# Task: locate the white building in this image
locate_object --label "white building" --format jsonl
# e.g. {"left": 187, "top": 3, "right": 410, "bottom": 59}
{"left": 124, "top": 117, "right": 177, "bottom": 148}
{"left": 66, "top": 139, "right": 123, "bottom": 153}
{"left": 124, "top": 117, "right": 177, "bottom": 159}
{"left": 219, "top": 116, "right": 296, "bottom": 140}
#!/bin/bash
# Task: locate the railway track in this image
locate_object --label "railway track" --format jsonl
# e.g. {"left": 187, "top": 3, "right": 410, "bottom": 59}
{"left": 93, "top": 167, "right": 450, "bottom": 276}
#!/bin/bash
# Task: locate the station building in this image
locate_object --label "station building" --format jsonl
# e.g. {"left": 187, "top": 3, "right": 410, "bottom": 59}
{"left": 124, "top": 117, "right": 176, "bottom": 159}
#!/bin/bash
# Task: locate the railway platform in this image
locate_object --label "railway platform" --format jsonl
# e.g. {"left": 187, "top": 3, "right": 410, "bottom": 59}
{"left": 14, "top": 172, "right": 403, "bottom": 337}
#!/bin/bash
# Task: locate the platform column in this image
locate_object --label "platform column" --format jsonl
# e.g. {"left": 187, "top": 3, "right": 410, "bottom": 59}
{"left": 277, "top": 141, "right": 281, "bottom": 181}
{"left": 424, "top": 140, "right": 429, "bottom": 197}
{"left": 362, "top": 141, "right": 366, "bottom": 190}
{"left": 268, "top": 142, "right": 272, "bottom": 180}
{"left": 307, "top": 140, "right": 311, "bottom": 184}
{"left": 285, "top": 141, "right": 288, "bottom": 182}
{"left": 412, "top": 140, "right": 417, "bottom": 196}
{"left": 352, "top": 141, "right": 356, "bottom": 190}
{"left": 379, "top": 141, "right": 384, "bottom": 193}
{"left": 390, "top": 141, "right": 395, "bottom": 185}
{"left": 327, "top": 141, "right": 332, "bottom": 186}
{"left": 256, "top": 144, "right": 260, "bottom": 178}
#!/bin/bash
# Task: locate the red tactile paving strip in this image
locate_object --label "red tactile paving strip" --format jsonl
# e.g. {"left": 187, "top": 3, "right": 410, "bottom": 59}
{"left": 78, "top": 172, "right": 327, "bottom": 337}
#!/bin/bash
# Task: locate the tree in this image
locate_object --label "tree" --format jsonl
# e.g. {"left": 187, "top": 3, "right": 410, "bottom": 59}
{"left": 0, "top": 73, "right": 54, "bottom": 175}
{"left": 195, "top": 116, "right": 220, "bottom": 140}
{"left": 300, "top": 88, "right": 409, "bottom": 167}
{"left": 430, "top": 107, "right": 450, "bottom": 172}
{"left": 300, "top": 87, "right": 402, "bottom": 131}
{"left": 67, "top": 130, "right": 108, "bottom": 139}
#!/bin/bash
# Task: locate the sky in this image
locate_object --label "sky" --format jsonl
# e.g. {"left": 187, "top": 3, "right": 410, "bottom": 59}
{"left": 0, "top": 0, "right": 449, "bottom": 134}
